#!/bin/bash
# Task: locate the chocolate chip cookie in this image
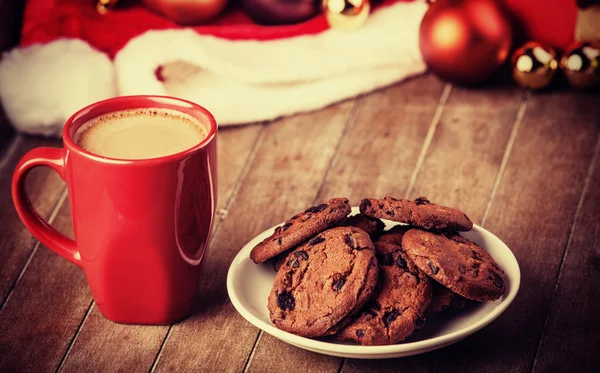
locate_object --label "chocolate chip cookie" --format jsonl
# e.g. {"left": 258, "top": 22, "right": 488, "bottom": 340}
{"left": 376, "top": 225, "right": 411, "bottom": 246}
{"left": 426, "top": 282, "right": 468, "bottom": 314}
{"left": 339, "top": 214, "right": 386, "bottom": 239}
{"left": 250, "top": 198, "right": 351, "bottom": 263}
{"left": 360, "top": 196, "right": 473, "bottom": 232}
{"left": 268, "top": 227, "right": 378, "bottom": 337}
{"left": 336, "top": 242, "right": 432, "bottom": 345}
{"left": 402, "top": 229, "right": 506, "bottom": 301}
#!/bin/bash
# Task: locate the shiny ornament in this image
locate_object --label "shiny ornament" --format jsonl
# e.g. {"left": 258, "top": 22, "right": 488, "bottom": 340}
{"left": 419, "top": 0, "right": 512, "bottom": 85}
{"left": 142, "top": 0, "right": 228, "bottom": 25}
{"left": 511, "top": 42, "right": 558, "bottom": 90}
{"left": 242, "top": 0, "right": 320, "bottom": 25}
{"left": 560, "top": 42, "right": 600, "bottom": 89}
{"left": 323, "top": 0, "right": 370, "bottom": 31}
{"left": 96, "top": 0, "right": 118, "bottom": 14}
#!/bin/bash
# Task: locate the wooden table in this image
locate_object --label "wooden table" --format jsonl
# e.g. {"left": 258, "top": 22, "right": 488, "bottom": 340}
{"left": 0, "top": 75, "right": 599, "bottom": 373}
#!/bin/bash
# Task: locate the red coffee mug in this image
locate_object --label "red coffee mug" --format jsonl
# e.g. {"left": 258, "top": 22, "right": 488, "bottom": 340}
{"left": 11, "top": 96, "right": 218, "bottom": 325}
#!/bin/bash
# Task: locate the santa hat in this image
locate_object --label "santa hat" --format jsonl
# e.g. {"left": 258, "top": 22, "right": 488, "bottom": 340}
{"left": 0, "top": 0, "right": 582, "bottom": 137}
{"left": 0, "top": 0, "right": 427, "bottom": 137}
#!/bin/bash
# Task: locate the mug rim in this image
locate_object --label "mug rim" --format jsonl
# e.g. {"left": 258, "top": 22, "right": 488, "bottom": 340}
{"left": 62, "top": 95, "right": 218, "bottom": 165}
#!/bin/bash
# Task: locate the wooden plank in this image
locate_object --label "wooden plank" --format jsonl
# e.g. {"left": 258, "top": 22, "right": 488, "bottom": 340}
{"left": 57, "top": 125, "right": 263, "bottom": 372}
{"left": 152, "top": 100, "right": 356, "bottom": 373}
{"left": 318, "top": 75, "right": 445, "bottom": 201}
{"left": 405, "top": 84, "right": 524, "bottom": 217}
{"left": 430, "top": 90, "right": 600, "bottom": 373}
{"left": 0, "top": 135, "right": 66, "bottom": 306}
{"left": 58, "top": 305, "right": 167, "bottom": 373}
{"left": 0, "top": 126, "right": 261, "bottom": 371}
{"left": 0, "top": 200, "right": 89, "bottom": 373}
{"left": 531, "top": 137, "right": 600, "bottom": 373}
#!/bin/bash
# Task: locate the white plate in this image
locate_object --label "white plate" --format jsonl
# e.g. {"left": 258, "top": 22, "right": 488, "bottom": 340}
{"left": 227, "top": 207, "right": 520, "bottom": 359}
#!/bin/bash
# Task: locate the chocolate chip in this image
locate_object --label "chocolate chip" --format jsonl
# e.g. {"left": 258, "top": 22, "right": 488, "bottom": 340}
{"left": 282, "top": 222, "right": 292, "bottom": 231}
{"left": 395, "top": 255, "right": 407, "bottom": 269}
{"left": 305, "top": 204, "right": 328, "bottom": 213}
{"left": 296, "top": 251, "right": 308, "bottom": 261}
{"left": 344, "top": 234, "right": 356, "bottom": 249}
{"left": 287, "top": 251, "right": 309, "bottom": 268}
{"left": 378, "top": 203, "right": 385, "bottom": 209}
{"left": 361, "top": 199, "right": 372, "bottom": 208}
{"left": 385, "top": 210, "right": 395, "bottom": 217}
{"left": 491, "top": 272, "right": 504, "bottom": 288}
{"left": 414, "top": 197, "right": 431, "bottom": 205}
{"left": 308, "top": 236, "right": 325, "bottom": 246}
{"left": 390, "top": 197, "right": 399, "bottom": 201}
{"left": 383, "top": 310, "right": 399, "bottom": 327}
{"left": 287, "top": 257, "right": 300, "bottom": 268}
{"left": 277, "top": 237, "right": 282, "bottom": 245}
{"left": 471, "top": 250, "right": 482, "bottom": 261}
{"left": 332, "top": 276, "right": 346, "bottom": 291}
{"left": 277, "top": 292, "right": 295, "bottom": 310}
{"left": 356, "top": 330, "right": 365, "bottom": 338}
{"left": 378, "top": 253, "right": 394, "bottom": 266}
{"left": 428, "top": 261, "right": 439, "bottom": 275}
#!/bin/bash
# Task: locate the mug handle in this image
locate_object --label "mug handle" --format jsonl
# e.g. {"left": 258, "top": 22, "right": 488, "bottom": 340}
{"left": 11, "top": 147, "right": 81, "bottom": 267}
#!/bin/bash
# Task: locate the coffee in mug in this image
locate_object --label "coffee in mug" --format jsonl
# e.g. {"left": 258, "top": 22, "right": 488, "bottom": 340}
{"left": 74, "top": 108, "right": 208, "bottom": 159}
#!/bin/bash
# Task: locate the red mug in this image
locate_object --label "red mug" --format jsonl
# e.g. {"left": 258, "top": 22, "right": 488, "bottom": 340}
{"left": 11, "top": 96, "right": 218, "bottom": 325}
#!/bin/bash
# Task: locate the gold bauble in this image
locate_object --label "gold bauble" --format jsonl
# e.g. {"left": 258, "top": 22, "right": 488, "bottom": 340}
{"left": 97, "top": 0, "right": 118, "bottom": 14}
{"left": 323, "top": 0, "right": 370, "bottom": 31}
{"left": 560, "top": 41, "right": 600, "bottom": 89}
{"left": 511, "top": 41, "right": 558, "bottom": 90}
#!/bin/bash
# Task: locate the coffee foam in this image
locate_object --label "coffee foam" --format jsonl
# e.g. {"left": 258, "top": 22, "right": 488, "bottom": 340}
{"left": 74, "top": 108, "right": 208, "bottom": 160}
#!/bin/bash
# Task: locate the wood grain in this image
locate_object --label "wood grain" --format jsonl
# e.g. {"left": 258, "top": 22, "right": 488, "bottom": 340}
{"left": 0, "top": 136, "right": 65, "bottom": 306}
{"left": 430, "top": 90, "right": 600, "bottom": 373}
{"left": 54, "top": 125, "right": 264, "bottom": 373}
{"left": 59, "top": 305, "right": 167, "bottom": 373}
{"left": 0, "top": 200, "right": 90, "bottom": 373}
{"left": 531, "top": 137, "right": 600, "bottom": 373}
{"left": 152, "top": 101, "right": 355, "bottom": 373}
{"left": 406, "top": 84, "right": 524, "bottom": 219}
{"left": 317, "top": 75, "right": 445, "bottom": 202}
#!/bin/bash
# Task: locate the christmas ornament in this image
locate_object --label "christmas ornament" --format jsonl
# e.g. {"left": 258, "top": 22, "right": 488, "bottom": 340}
{"left": 560, "top": 42, "right": 600, "bottom": 89}
{"left": 96, "top": 0, "right": 118, "bottom": 14}
{"left": 242, "top": 0, "right": 320, "bottom": 25}
{"left": 511, "top": 41, "right": 558, "bottom": 90}
{"left": 142, "top": 0, "right": 228, "bottom": 25}
{"left": 322, "top": 0, "right": 371, "bottom": 31}
{"left": 419, "top": 0, "right": 512, "bottom": 85}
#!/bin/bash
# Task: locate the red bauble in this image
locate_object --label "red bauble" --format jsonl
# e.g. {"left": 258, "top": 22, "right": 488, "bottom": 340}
{"left": 242, "top": 0, "right": 320, "bottom": 25}
{"left": 142, "top": 0, "right": 228, "bottom": 25}
{"left": 419, "top": 0, "right": 512, "bottom": 85}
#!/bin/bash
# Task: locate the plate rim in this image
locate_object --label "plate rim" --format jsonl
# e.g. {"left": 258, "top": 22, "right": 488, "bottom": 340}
{"left": 226, "top": 210, "right": 521, "bottom": 356}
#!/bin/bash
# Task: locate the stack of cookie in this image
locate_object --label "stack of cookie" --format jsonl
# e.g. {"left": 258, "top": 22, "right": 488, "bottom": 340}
{"left": 249, "top": 196, "right": 507, "bottom": 346}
